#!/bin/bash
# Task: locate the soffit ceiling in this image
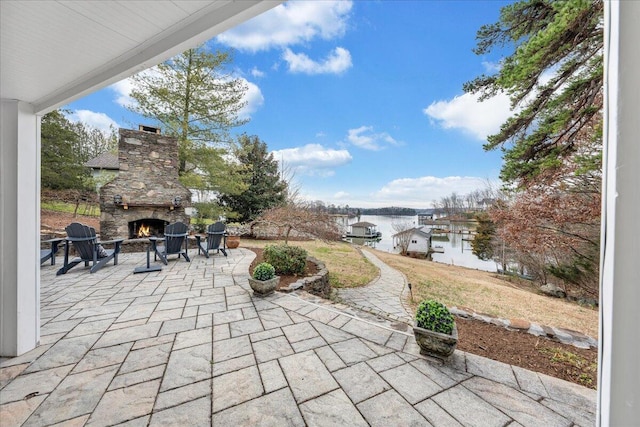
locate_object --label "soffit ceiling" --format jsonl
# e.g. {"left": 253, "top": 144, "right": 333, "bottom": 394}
{"left": 1, "top": 1, "right": 280, "bottom": 113}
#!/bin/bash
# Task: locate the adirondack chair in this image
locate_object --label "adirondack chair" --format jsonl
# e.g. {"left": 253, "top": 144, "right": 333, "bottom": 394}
{"left": 195, "top": 221, "right": 228, "bottom": 258}
{"left": 153, "top": 222, "right": 190, "bottom": 264}
{"left": 56, "top": 223, "right": 123, "bottom": 275}
{"left": 40, "top": 237, "right": 64, "bottom": 265}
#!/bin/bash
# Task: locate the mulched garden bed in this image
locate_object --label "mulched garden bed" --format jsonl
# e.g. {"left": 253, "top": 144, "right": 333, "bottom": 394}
{"left": 248, "top": 247, "right": 319, "bottom": 290}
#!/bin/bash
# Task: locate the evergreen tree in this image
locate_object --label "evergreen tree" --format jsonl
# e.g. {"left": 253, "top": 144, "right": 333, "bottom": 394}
{"left": 464, "top": 0, "right": 603, "bottom": 186}
{"left": 41, "top": 110, "right": 91, "bottom": 190}
{"left": 219, "top": 135, "right": 287, "bottom": 222}
{"left": 467, "top": 0, "right": 604, "bottom": 293}
{"left": 127, "top": 46, "right": 248, "bottom": 197}
{"left": 471, "top": 212, "right": 496, "bottom": 261}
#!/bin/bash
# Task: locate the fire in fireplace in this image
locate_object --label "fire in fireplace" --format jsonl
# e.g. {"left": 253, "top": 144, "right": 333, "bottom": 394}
{"left": 128, "top": 219, "right": 169, "bottom": 239}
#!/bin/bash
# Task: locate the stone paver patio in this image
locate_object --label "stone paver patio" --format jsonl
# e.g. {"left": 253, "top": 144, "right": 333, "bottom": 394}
{"left": 1, "top": 248, "right": 596, "bottom": 426}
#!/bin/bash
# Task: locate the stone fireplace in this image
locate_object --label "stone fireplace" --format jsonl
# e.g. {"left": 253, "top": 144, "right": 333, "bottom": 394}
{"left": 99, "top": 127, "right": 192, "bottom": 240}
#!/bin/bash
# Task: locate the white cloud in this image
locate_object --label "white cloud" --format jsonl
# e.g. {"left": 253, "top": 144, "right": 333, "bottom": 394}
{"left": 298, "top": 175, "right": 494, "bottom": 209}
{"left": 272, "top": 144, "right": 352, "bottom": 176}
{"left": 66, "top": 110, "right": 119, "bottom": 134}
{"left": 481, "top": 60, "right": 502, "bottom": 73}
{"left": 110, "top": 79, "right": 136, "bottom": 108}
{"left": 283, "top": 47, "right": 352, "bottom": 75}
{"left": 217, "top": 1, "right": 353, "bottom": 52}
{"left": 424, "top": 66, "right": 561, "bottom": 141}
{"left": 250, "top": 67, "right": 265, "bottom": 78}
{"left": 371, "top": 176, "right": 489, "bottom": 207}
{"left": 333, "top": 191, "right": 350, "bottom": 199}
{"left": 238, "top": 79, "right": 264, "bottom": 119}
{"left": 347, "top": 126, "right": 401, "bottom": 151}
{"left": 423, "top": 91, "right": 513, "bottom": 140}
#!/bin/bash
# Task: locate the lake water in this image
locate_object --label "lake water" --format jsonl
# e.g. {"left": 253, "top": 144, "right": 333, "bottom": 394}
{"left": 345, "top": 215, "right": 497, "bottom": 272}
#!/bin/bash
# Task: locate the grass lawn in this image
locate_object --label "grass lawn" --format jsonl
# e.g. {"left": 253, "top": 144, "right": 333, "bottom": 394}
{"left": 41, "top": 200, "right": 100, "bottom": 217}
{"left": 372, "top": 249, "right": 598, "bottom": 338}
{"left": 242, "top": 239, "right": 378, "bottom": 289}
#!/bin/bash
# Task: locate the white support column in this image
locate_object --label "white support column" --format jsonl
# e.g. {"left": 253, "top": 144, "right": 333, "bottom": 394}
{"left": 0, "top": 100, "right": 41, "bottom": 356}
{"left": 599, "top": 1, "right": 640, "bottom": 424}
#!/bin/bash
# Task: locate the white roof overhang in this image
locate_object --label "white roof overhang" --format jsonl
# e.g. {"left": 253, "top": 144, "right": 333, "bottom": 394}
{"left": 1, "top": 1, "right": 281, "bottom": 114}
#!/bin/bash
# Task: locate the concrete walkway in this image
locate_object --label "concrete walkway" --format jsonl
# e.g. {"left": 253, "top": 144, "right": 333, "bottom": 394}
{"left": 1, "top": 248, "right": 596, "bottom": 426}
{"left": 336, "top": 249, "right": 413, "bottom": 324}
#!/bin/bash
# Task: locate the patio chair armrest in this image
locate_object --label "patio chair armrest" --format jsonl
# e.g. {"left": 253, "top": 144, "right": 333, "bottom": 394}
{"left": 99, "top": 238, "right": 125, "bottom": 250}
{"left": 43, "top": 237, "right": 65, "bottom": 251}
{"left": 43, "top": 237, "right": 65, "bottom": 244}
{"left": 99, "top": 238, "right": 125, "bottom": 245}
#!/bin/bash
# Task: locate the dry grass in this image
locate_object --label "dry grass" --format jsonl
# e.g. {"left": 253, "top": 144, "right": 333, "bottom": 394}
{"left": 372, "top": 249, "right": 598, "bottom": 338}
{"left": 242, "top": 239, "right": 377, "bottom": 288}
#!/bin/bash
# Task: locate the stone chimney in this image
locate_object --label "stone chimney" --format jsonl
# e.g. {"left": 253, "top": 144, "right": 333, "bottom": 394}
{"left": 99, "top": 127, "right": 192, "bottom": 240}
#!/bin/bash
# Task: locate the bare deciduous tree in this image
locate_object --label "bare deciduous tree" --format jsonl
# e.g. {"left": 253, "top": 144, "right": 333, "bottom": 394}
{"left": 392, "top": 220, "right": 415, "bottom": 256}
{"left": 252, "top": 202, "right": 342, "bottom": 244}
{"left": 490, "top": 127, "right": 601, "bottom": 295}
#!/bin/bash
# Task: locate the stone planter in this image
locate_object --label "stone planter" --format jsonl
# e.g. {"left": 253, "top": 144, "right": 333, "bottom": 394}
{"left": 226, "top": 235, "right": 240, "bottom": 249}
{"left": 413, "top": 323, "right": 458, "bottom": 361}
{"left": 248, "top": 276, "right": 279, "bottom": 297}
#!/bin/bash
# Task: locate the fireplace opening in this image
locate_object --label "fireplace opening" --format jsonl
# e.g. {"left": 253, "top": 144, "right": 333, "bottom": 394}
{"left": 129, "top": 219, "right": 169, "bottom": 239}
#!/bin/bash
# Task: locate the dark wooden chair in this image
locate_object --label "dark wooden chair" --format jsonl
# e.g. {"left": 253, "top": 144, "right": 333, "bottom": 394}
{"left": 196, "top": 221, "right": 228, "bottom": 258}
{"left": 154, "top": 222, "right": 190, "bottom": 264}
{"left": 40, "top": 237, "right": 64, "bottom": 266}
{"left": 56, "top": 223, "right": 123, "bottom": 275}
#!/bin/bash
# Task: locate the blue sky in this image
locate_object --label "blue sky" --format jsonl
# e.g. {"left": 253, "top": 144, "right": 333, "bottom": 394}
{"left": 65, "top": 0, "right": 516, "bottom": 209}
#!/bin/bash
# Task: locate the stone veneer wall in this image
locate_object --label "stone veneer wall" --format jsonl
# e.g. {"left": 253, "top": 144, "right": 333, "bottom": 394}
{"left": 99, "top": 128, "right": 192, "bottom": 240}
{"left": 281, "top": 257, "right": 331, "bottom": 298}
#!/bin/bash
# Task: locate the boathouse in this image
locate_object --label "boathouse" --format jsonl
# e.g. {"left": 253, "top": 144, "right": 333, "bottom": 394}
{"left": 347, "top": 221, "right": 381, "bottom": 238}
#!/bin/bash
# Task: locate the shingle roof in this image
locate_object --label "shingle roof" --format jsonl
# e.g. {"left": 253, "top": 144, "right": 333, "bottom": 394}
{"left": 84, "top": 152, "right": 119, "bottom": 170}
{"left": 392, "top": 227, "right": 431, "bottom": 238}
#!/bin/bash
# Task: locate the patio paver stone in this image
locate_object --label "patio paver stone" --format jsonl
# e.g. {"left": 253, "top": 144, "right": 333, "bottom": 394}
{"left": 0, "top": 249, "right": 596, "bottom": 427}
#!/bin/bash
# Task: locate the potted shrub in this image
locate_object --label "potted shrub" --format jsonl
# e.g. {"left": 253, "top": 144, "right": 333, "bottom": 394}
{"left": 413, "top": 299, "right": 458, "bottom": 361}
{"left": 248, "top": 262, "right": 279, "bottom": 296}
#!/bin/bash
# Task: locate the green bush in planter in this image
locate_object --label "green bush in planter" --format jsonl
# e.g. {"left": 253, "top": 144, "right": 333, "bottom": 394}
{"left": 252, "top": 262, "right": 276, "bottom": 281}
{"left": 415, "top": 299, "right": 454, "bottom": 335}
{"left": 264, "top": 244, "right": 307, "bottom": 276}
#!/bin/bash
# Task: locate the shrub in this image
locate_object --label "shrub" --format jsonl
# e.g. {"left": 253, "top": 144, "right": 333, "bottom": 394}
{"left": 415, "top": 299, "right": 455, "bottom": 335}
{"left": 264, "top": 244, "right": 308, "bottom": 276}
{"left": 252, "top": 262, "right": 275, "bottom": 281}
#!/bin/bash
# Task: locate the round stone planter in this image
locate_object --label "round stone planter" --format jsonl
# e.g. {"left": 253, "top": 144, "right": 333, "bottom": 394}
{"left": 226, "top": 235, "right": 240, "bottom": 249}
{"left": 248, "top": 276, "right": 279, "bottom": 297}
{"left": 413, "top": 323, "right": 458, "bottom": 361}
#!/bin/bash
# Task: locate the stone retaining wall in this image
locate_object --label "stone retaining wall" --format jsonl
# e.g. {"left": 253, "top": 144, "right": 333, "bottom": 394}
{"left": 279, "top": 257, "right": 331, "bottom": 299}
{"left": 449, "top": 306, "right": 598, "bottom": 349}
